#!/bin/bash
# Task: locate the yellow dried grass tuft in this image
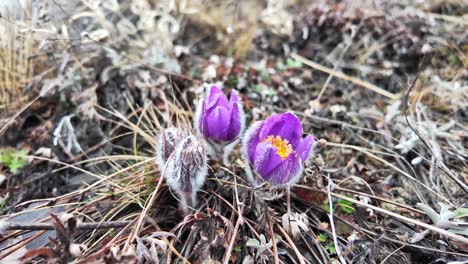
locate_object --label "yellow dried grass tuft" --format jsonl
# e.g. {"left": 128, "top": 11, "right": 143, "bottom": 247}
{"left": 0, "top": 1, "right": 36, "bottom": 105}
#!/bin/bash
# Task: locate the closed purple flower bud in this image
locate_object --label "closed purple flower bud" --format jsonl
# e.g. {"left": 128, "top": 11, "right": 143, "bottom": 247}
{"left": 242, "top": 112, "right": 315, "bottom": 187}
{"left": 194, "top": 86, "right": 245, "bottom": 144}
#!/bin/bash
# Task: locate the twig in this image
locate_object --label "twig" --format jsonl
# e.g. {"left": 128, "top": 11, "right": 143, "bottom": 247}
{"left": 223, "top": 171, "right": 245, "bottom": 264}
{"left": 401, "top": 54, "right": 468, "bottom": 195}
{"left": 84, "top": 35, "right": 198, "bottom": 83}
{"left": 317, "top": 19, "right": 362, "bottom": 101}
{"left": 334, "top": 186, "right": 424, "bottom": 214}
{"left": 2, "top": 220, "right": 132, "bottom": 231}
{"left": 276, "top": 224, "right": 306, "bottom": 264}
{"left": 296, "top": 185, "right": 468, "bottom": 259}
{"left": 381, "top": 244, "right": 406, "bottom": 264}
{"left": 330, "top": 203, "right": 468, "bottom": 258}
{"left": 123, "top": 161, "right": 166, "bottom": 251}
{"left": 324, "top": 142, "right": 453, "bottom": 205}
{"left": 209, "top": 190, "right": 276, "bottom": 257}
{"left": 269, "top": 225, "right": 280, "bottom": 264}
{"left": 313, "top": 186, "right": 468, "bottom": 244}
{"left": 0, "top": 230, "right": 46, "bottom": 260}
{"left": 291, "top": 53, "right": 399, "bottom": 100}
{"left": 223, "top": 211, "right": 243, "bottom": 264}
{"left": 326, "top": 174, "right": 347, "bottom": 264}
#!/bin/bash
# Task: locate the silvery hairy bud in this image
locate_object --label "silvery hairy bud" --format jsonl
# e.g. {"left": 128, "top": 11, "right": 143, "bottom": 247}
{"left": 156, "top": 129, "right": 208, "bottom": 214}
{"left": 155, "top": 127, "right": 186, "bottom": 170}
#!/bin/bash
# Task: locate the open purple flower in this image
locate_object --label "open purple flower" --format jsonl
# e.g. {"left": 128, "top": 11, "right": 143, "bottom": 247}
{"left": 242, "top": 112, "right": 315, "bottom": 187}
{"left": 194, "top": 85, "right": 245, "bottom": 163}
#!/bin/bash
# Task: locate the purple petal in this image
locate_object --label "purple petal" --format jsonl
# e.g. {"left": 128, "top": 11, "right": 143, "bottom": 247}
{"left": 296, "top": 135, "right": 315, "bottom": 162}
{"left": 242, "top": 121, "right": 264, "bottom": 164}
{"left": 199, "top": 101, "right": 211, "bottom": 138}
{"left": 226, "top": 102, "right": 241, "bottom": 141}
{"left": 229, "top": 89, "right": 240, "bottom": 104}
{"left": 253, "top": 142, "right": 284, "bottom": 180}
{"left": 207, "top": 86, "right": 229, "bottom": 110}
{"left": 267, "top": 152, "right": 303, "bottom": 186}
{"left": 205, "top": 106, "right": 231, "bottom": 141}
{"left": 259, "top": 113, "right": 302, "bottom": 148}
{"left": 208, "top": 86, "right": 222, "bottom": 101}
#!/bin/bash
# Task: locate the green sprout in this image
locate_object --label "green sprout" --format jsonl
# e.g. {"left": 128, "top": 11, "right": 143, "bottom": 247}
{"left": 336, "top": 198, "right": 356, "bottom": 214}
{"left": 0, "top": 148, "right": 28, "bottom": 174}
{"left": 188, "top": 66, "right": 201, "bottom": 78}
{"left": 234, "top": 245, "right": 242, "bottom": 253}
{"left": 318, "top": 233, "right": 328, "bottom": 243}
{"left": 286, "top": 58, "right": 302, "bottom": 68}
{"left": 317, "top": 233, "right": 337, "bottom": 254}
{"left": 323, "top": 197, "right": 356, "bottom": 214}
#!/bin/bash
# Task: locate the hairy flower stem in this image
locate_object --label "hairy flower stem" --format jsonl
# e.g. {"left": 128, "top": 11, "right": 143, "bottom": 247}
{"left": 208, "top": 139, "right": 238, "bottom": 166}
{"left": 179, "top": 191, "right": 197, "bottom": 215}
{"left": 211, "top": 143, "right": 226, "bottom": 164}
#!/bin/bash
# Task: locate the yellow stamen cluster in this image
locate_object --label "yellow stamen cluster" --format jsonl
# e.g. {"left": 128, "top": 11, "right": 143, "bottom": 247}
{"left": 262, "top": 135, "right": 293, "bottom": 160}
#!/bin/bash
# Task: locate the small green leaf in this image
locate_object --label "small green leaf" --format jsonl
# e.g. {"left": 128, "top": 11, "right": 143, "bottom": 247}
{"left": 245, "top": 238, "right": 261, "bottom": 247}
{"left": 234, "top": 245, "right": 242, "bottom": 252}
{"left": 453, "top": 208, "right": 468, "bottom": 218}
{"left": 250, "top": 84, "right": 265, "bottom": 93}
{"left": 325, "top": 243, "right": 337, "bottom": 254}
{"left": 447, "top": 54, "right": 458, "bottom": 65}
{"left": 188, "top": 66, "right": 201, "bottom": 78}
{"left": 339, "top": 203, "right": 356, "bottom": 214}
{"left": 9, "top": 160, "right": 26, "bottom": 174}
{"left": 318, "top": 233, "right": 328, "bottom": 243}
{"left": 0, "top": 148, "right": 28, "bottom": 174}
{"left": 286, "top": 58, "right": 302, "bottom": 68}
{"left": 227, "top": 76, "right": 238, "bottom": 87}
{"left": 277, "top": 62, "right": 286, "bottom": 71}
{"left": 266, "top": 88, "right": 277, "bottom": 96}
{"left": 337, "top": 198, "right": 356, "bottom": 214}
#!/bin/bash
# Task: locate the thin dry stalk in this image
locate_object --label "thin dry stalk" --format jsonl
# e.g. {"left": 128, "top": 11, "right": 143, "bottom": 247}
{"left": 326, "top": 173, "right": 346, "bottom": 264}
{"left": 276, "top": 224, "right": 306, "bottom": 264}
{"left": 2, "top": 220, "right": 131, "bottom": 231}
{"left": 297, "top": 185, "right": 468, "bottom": 244}
{"left": 291, "top": 53, "right": 399, "bottom": 100}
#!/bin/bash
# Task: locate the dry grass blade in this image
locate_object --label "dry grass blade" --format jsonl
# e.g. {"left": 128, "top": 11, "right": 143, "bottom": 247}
{"left": 291, "top": 53, "right": 400, "bottom": 100}
{"left": 276, "top": 224, "right": 306, "bottom": 264}
{"left": 330, "top": 192, "right": 468, "bottom": 244}
{"left": 0, "top": 5, "right": 34, "bottom": 105}
{"left": 325, "top": 141, "right": 453, "bottom": 205}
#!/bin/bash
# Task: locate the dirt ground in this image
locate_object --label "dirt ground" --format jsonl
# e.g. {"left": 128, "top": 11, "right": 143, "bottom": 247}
{"left": 0, "top": 0, "right": 467, "bottom": 263}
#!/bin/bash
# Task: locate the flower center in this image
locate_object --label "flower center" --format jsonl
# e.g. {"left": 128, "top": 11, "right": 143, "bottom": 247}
{"left": 262, "top": 135, "right": 293, "bottom": 160}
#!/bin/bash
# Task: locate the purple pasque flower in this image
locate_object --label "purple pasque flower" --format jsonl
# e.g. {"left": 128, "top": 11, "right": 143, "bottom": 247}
{"left": 194, "top": 86, "right": 245, "bottom": 144}
{"left": 242, "top": 112, "right": 315, "bottom": 187}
